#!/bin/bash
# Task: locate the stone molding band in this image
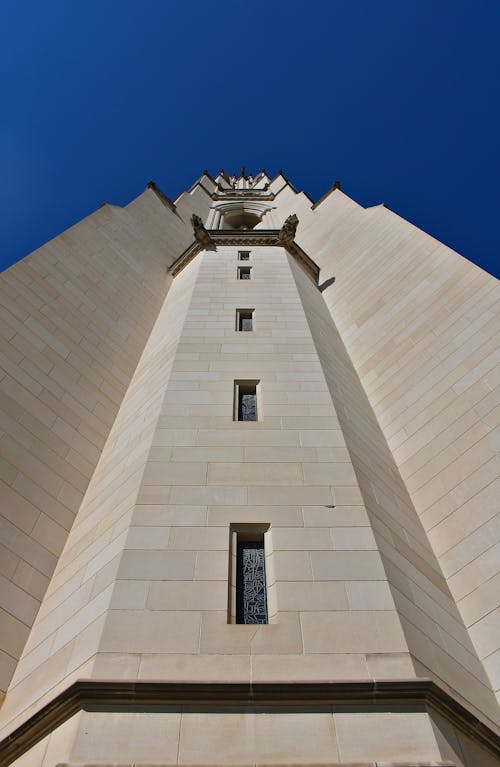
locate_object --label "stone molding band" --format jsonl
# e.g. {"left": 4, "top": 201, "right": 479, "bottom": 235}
{"left": 0, "top": 679, "right": 498, "bottom": 764}
{"left": 168, "top": 229, "right": 320, "bottom": 282}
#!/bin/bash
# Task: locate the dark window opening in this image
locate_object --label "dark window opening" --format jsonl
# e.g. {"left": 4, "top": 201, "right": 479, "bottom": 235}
{"left": 238, "top": 251, "right": 250, "bottom": 261}
{"left": 238, "top": 266, "right": 251, "bottom": 280}
{"left": 236, "top": 309, "right": 253, "bottom": 331}
{"left": 235, "top": 381, "right": 258, "bottom": 421}
{"left": 236, "top": 538, "right": 268, "bottom": 624}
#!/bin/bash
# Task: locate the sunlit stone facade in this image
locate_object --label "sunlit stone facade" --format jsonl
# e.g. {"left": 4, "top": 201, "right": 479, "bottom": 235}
{"left": 0, "top": 170, "right": 498, "bottom": 765}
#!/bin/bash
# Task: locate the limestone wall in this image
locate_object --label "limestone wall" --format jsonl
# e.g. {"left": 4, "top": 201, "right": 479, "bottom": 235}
{"left": 268, "top": 182, "right": 499, "bottom": 705}
{"left": 291, "top": 254, "right": 499, "bottom": 730}
{"left": 0, "top": 254, "right": 202, "bottom": 737}
{"left": 0, "top": 178, "right": 214, "bottom": 696}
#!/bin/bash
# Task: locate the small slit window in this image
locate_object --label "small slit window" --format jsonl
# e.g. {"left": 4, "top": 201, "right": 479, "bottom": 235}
{"left": 234, "top": 380, "right": 259, "bottom": 421}
{"left": 229, "top": 524, "right": 271, "bottom": 625}
{"left": 238, "top": 251, "right": 250, "bottom": 261}
{"left": 236, "top": 309, "right": 254, "bottom": 331}
{"left": 237, "top": 266, "right": 251, "bottom": 280}
{"left": 237, "top": 538, "right": 267, "bottom": 623}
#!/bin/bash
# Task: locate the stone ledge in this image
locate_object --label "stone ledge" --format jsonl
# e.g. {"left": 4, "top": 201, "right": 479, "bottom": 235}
{"left": 0, "top": 680, "right": 497, "bottom": 765}
{"left": 168, "top": 231, "right": 320, "bottom": 282}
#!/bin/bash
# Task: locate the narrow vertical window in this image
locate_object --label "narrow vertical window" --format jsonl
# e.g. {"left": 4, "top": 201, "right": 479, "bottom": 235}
{"left": 234, "top": 380, "right": 259, "bottom": 421}
{"left": 237, "top": 538, "right": 267, "bottom": 624}
{"left": 236, "top": 309, "right": 254, "bottom": 331}
{"left": 229, "top": 524, "right": 271, "bottom": 625}
{"left": 237, "top": 266, "right": 251, "bottom": 280}
{"left": 238, "top": 251, "right": 250, "bottom": 261}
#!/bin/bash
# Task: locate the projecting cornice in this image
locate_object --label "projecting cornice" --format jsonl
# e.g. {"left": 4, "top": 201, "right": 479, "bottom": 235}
{"left": 0, "top": 679, "right": 498, "bottom": 764}
{"left": 168, "top": 226, "right": 320, "bottom": 283}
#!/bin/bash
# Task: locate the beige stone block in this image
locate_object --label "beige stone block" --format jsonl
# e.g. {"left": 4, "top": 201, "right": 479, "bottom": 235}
{"left": 335, "top": 710, "right": 441, "bottom": 762}
{"left": 276, "top": 580, "right": 348, "bottom": 611}
{"left": 272, "top": 527, "right": 333, "bottom": 550}
{"left": 125, "top": 525, "right": 171, "bottom": 549}
{"left": 109, "top": 580, "right": 149, "bottom": 610}
{"left": 90, "top": 651, "right": 141, "bottom": 679}
{"left": 208, "top": 504, "right": 303, "bottom": 527}
{"left": 468, "top": 607, "right": 500, "bottom": 659}
{"left": 250, "top": 611, "right": 303, "bottom": 654}
{"left": 0, "top": 542, "right": 19, "bottom": 580}
{"left": 52, "top": 584, "right": 113, "bottom": 653}
{"left": 346, "top": 580, "right": 395, "bottom": 610}
{"left": 199, "top": 610, "right": 303, "bottom": 655}
{"left": 252, "top": 652, "right": 369, "bottom": 681}
{"left": 179, "top": 713, "right": 337, "bottom": 765}
{"left": 332, "top": 526, "right": 377, "bottom": 550}
{"left": 0, "top": 649, "right": 17, "bottom": 695}
{"left": 331, "top": 485, "right": 364, "bottom": 505}
{"left": 244, "top": 445, "right": 317, "bottom": 462}
{"left": 70, "top": 710, "right": 181, "bottom": 764}
{"left": 196, "top": 428, "right": 300, "bottom": 446}
{"left": 449, "top": 542, "right": 500, "bottom": 600}
{"left": 208, "top": 461, "right": 303, "bottom": 485}
{"left": 429, "top": 478, "right": 500, "bottom": 557}
{"left": 168, "top": 526, "right": 228, "bottom": 550}
{"left": 138, "top": 652, "right": 250, "bottom": 681}
{"left": 0, "top": 480, "right": 40, "bottom": 535}
{"left": 459, "top": 572, "right": 500, "bottom": 626}
{"left": 310, "top": 550, "right": 386, "bottom": 580}
{"left": 482, "top": 649, "right": 500, "bottom": 692}
{"left": 366, "top": 651, "right": 416, "bottom": 678}
{"left": 147, "top": 580, "right": 227, "bottom": 610}
{"left": 255, "top": 711, "right": 339, "bottom": 764}
{"left": 117, "top": 549, "right": 196, "bottom": 580}
{"left": 299, "top": 429, "right": 345, "bottom": 446}
{"left": 30, "top": 513, "right": 67, "bottom": 556}
{"left": 0, "top": 574, "right": 40, "bottom": 625}
{"left": 142, "top": 460, "right": 207, "bottom": 486}
{"left": 0, "top": 611, "right": 30, "bottom": 658}
{"left": 248, "top": 484, "right": 333, "bottom": 506}
{"left": 135, "top": 485, "right": 171, "bottom": 504}
{"left": 169, "top": 484, "right": 247, "bottom": 505}
{"left": 132, "top": 503, "right": 207, "bottom": 527}
{"left": 171, "top": 445, "right": 244, "bottom": 462}
{"left": 301, "top": 610, "right": 408, "bottom": 653}
{"left": 195, "top": 549, "right": 228, "bottom": 580}
{"left": 302, "top": 504, "right": 369, "bottom": 527}
{"left": 274, "top": 550, "right": 312, "bottom": 581}
{"left": 100, "top": 609, "right": 201, "bottom": 653}
{"left": 302, "top": 461, "right": 357, "bottom": 484}
{"left": 66, "top": 613, "right": 108, "bottom": 676}
{"left": 153, "top": 428, "right": 197, "bottom": 446}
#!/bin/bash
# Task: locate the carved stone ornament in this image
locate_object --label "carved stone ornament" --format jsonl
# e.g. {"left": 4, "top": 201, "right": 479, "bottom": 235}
{"left": 190, "top": 214, "right": 212, "bottom": 246}
{"left": 278, "top": 213, "right": 299, "bottom": 246}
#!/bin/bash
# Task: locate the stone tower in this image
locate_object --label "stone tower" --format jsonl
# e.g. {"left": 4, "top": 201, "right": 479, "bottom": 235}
{"left": 0, "top": 170, "right": 498, "bottom": 766}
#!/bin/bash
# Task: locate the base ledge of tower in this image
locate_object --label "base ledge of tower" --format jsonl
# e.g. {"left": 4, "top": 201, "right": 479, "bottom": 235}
{"left": 1, "top": 680, "right": 499, "bottom": 765}
{"left": 53, "top": 762, "right": 457, "bottom": 767}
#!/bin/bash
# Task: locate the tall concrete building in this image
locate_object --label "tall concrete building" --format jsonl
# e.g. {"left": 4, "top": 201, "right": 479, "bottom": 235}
{"left": 0, "top": 169, "right": 498, "bottom": 766}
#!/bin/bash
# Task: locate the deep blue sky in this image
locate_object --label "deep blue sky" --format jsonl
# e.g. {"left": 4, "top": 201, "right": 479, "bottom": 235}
{"left": 1, "top": 0, "right": 499, "bottom": 277}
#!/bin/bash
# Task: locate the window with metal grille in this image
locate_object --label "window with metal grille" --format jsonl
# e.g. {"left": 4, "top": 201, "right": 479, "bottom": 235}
{"left": 236, "top": 309, "right": 254, "bottom": 331}
{"left": 236, "top": 537, "right": 268, "bottom": 624}
{"left": 234, "top": 380, "right": 258, "bottom": 421}
{"left": 228, "top": 524, "right": 271, "bottom": 625}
